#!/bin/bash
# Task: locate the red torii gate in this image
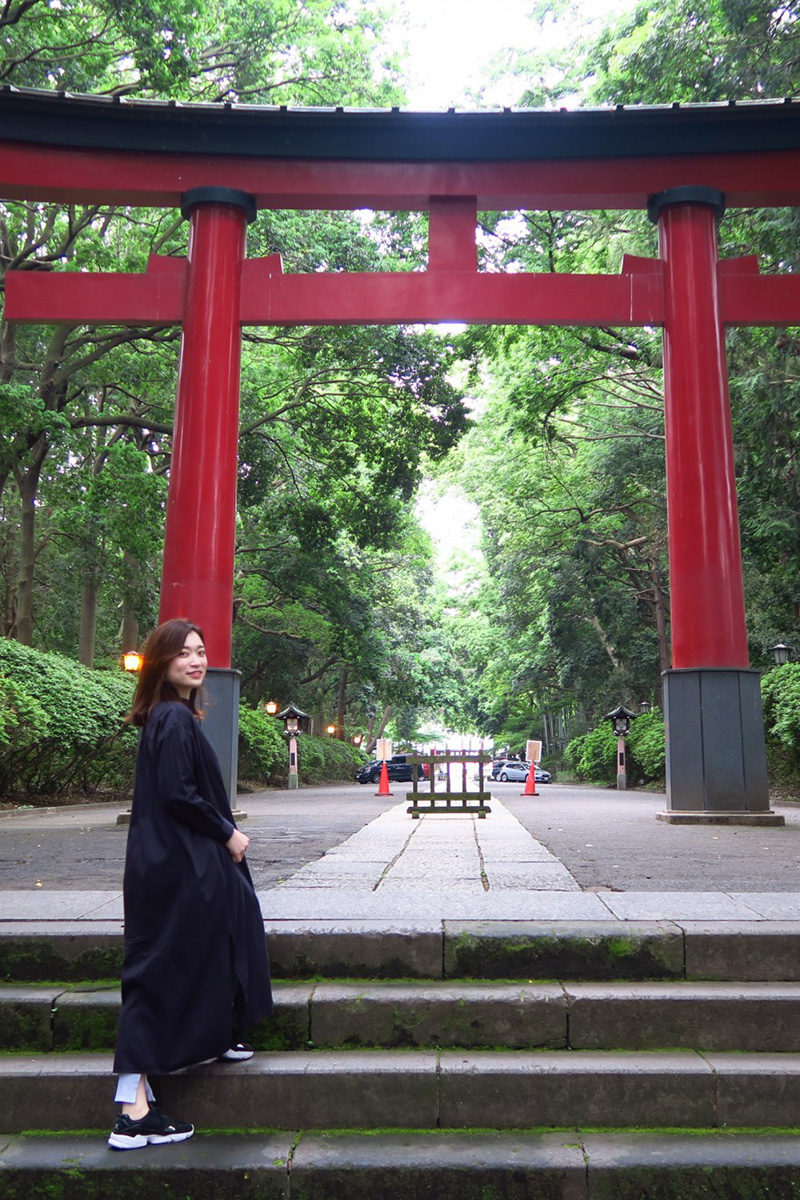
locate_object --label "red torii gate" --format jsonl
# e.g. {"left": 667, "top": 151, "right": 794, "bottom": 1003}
{"left": 4, "top": 89, "right": 800, "bottom": 820}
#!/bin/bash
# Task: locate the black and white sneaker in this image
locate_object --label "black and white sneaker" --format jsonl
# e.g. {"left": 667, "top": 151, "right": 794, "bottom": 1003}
{"left": 108, "top": 1106, "right": 194, "bottom": 1150}
{"left": 218, "top": 1042, "right": 254, "bottom": 1061}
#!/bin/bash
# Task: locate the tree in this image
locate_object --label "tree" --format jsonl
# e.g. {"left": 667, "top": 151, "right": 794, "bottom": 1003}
{"left": 0, "top": 0, "right": 431, "bottom": 674}
{"left": 445, "top": 0, "right": 800, "bottom": 752}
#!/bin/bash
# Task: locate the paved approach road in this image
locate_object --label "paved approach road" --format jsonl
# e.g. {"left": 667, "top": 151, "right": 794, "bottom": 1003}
{"left": 0, "top": 786, "right": 399, "bottom": 892}
{"left": 502, "top": 784, "right": 800, "bottom": 893}
{"left": 1, "top": 782, "right": 799, "bottom": 893}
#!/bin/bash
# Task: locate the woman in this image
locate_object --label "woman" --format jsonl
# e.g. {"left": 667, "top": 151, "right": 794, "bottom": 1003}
{"left": 109, "top": 619, "right": 272, "bottom": 1151}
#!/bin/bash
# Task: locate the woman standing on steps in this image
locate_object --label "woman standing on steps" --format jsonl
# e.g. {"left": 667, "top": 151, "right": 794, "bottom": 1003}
{"left": 109, "top": 618, "right": 273, "bottom": 1151}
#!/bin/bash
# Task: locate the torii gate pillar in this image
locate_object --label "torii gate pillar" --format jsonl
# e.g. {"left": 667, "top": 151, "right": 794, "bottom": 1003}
{"left": 160, "top": 186, "right": 256, "bottom": 798}
{"left": 650, "top": 187, "right": 776, "bottom": 824}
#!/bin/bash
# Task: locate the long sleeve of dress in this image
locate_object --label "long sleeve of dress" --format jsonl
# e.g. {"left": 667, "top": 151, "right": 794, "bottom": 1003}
{"left": 151, "top": 706, "right": 235, "bottom": 843}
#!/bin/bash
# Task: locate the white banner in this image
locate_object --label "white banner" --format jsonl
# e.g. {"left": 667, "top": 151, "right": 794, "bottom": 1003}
{"left": 526, "top": 739, "right": 542, "bottom": 764}
{"left": 376, "top": 738, "right": 393, "bottom": 761}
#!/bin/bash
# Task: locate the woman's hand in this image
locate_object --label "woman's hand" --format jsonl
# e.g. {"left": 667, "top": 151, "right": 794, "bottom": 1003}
{"left": 225, "top": 828, "right": 250, "bottom": 862}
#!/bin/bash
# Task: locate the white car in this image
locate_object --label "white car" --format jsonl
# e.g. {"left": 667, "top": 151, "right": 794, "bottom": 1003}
{"left": 491, "top": 760, "right": 552, "bottom": 783}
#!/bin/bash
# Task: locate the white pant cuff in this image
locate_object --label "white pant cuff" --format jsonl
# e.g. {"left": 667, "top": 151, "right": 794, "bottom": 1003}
{"left": 114, "top": 1074, "right": 155, "bottom": 1105}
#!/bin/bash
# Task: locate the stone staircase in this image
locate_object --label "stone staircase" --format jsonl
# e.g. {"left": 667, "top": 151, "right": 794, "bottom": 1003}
{"left": 3, "top": 919, "right": 800, "bottom": 1197}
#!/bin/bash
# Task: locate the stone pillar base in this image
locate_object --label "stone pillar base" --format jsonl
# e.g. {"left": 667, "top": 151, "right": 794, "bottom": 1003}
{"left": 117, "top": 806, "right": 248, "bottom": 826}
{"left": 656, "top": 810, "right": 784, "bottom": 826}
{"left": 664, "top": 667, "right": 773, "bottom": 816}
{"left": 203, "top": 667, "right": 242, "bottom": 804}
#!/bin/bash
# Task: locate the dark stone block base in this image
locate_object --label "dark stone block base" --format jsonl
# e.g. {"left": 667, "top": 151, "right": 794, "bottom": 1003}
{"left": 656, "top": 810, "right": 784, "bottom": 825}
{"left": 664, "top": 668, "right": 771, "bottom": 814}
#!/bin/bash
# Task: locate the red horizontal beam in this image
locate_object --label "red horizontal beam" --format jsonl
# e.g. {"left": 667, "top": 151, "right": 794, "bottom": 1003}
{"left": 4, "top": 140, "right": 800, "bottom": 211}
{"left": 720, "top": 270, "right": 800, "bottom": 325}
{"left": 7, "top": 264, "right": 663, "bottom": 327}
{"left": 5, "top": 267, "right": 186, "bottom": 325}
{"left": 241, "top": 270, "right": 664, "bottom": 326}
{"left": 8, "top": 259, "right": 800, "bottom": 329}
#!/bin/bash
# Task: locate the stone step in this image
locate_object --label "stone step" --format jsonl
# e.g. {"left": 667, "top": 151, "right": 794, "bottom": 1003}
{"left": 5, "top": 918, "right": 800, "bottom": 982}
{"left": 3, "top": 1049, "right": 800, "bottom": 1132}
{"left": 4, "top": 1130, "right": 800, "bottom": 1200}
{"left": 5, "top": 979, "right": 800, "bottom": 1054}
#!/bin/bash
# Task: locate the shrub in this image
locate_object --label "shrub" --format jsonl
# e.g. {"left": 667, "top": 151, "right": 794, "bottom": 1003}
{"left": 0, "top": 639, "right": 136, "bottom": 795}
{"left": 762, "top": 664, "right": 800, "bottom": 767}
{"left": 564, "top": 710, "right": 665, "bottom": 787}
{"left": 564, "top": 724, "right": 617, "bottom": 784}
{"left": 627, "top": 708, "right": 666, "bottom": 785}
{"left": 237, "top": 708, "right": 365, "bottom": 786}
{"left": 298, "top": 734, "right": 363, "bottom": 783}
{"left": 237, "top": 706, "right": 286, "bottom": 783}
{"left": 760, "top": 664, "right": 800, "bottom": 793}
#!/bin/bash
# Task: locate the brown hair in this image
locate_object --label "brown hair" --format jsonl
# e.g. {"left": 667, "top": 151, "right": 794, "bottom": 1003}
{"left": 127, "top": 618, "right": 206, "bottom": 727}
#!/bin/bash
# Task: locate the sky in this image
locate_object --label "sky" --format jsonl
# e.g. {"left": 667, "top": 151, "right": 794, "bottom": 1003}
{"left": 399, "top": 0, "right": 535, "bottom": 109}
{"left": 398, "top": 0, "right": 626, "bottom": 110}
{"left": 400, "top": 0, "right": 626, "bottom": 556}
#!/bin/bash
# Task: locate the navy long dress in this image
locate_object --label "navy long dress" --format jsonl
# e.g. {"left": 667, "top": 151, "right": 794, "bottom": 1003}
{"left": 113, "top": 699, "right": 272, "bottom": 1075}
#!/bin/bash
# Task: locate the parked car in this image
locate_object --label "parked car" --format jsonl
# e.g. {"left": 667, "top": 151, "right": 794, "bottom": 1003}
{"left": 490, "top": 760, "right": 552, "bottom": 783}
{"left": 355, "top": 754, "right": 423, "bottom": 785}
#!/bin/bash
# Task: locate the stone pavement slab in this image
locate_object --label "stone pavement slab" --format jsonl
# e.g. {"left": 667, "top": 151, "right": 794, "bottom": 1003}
{"left": 598, "top": 892, "right": 770, "bottom": 921}
{"left": 726, "top": 892, "right": 800, "bottom": 918}
{"left": 260, "top": 888, "right": 612, "bottom": 920}
{"left": 0, "top": 892, "right": 122, "bottom": 920}
{"left": 5, "top": 790, "right": 800, "bottom": 927}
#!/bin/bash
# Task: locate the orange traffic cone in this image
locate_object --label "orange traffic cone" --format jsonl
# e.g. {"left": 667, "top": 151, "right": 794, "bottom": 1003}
{"left": 522, "top": 761, "right": 537, "bottom": 796}
{"left": 375, "top": 759, "right": 393, "bottom": 796}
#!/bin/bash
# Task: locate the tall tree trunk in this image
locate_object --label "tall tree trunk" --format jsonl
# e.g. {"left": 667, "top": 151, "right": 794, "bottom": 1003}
{"left": 586, "top": 609, "right": 621, "bottom": 669}
{"left": 366, "top": 704, "right": 393, "bottom": 755}
{"left": 3, "top": 583, "right": 16, "bottom": 637}
{"left": 79, "top": 576, "right": 98, "bottom": 666}
{"left": 650, "top": 561, "right": 670, "bottom": 708}
{"left": 336, "top": 666, "right": 348, "bottom": 738}
{"left": 120, "top": 606, "right": 139, "bottom": 655}
{"left": 2, "top": 519, "right": 17, "bottom": 636}
{"left": 13, "top": 439, "right": 47, "bottom": 646}
{"left": 120, "top": 550, "right": 142, "bottom": 653}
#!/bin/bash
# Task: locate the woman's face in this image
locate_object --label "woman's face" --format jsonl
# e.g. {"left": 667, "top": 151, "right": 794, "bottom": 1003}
{"left": 166, "top": 630, "right": 207, "bottom": 699}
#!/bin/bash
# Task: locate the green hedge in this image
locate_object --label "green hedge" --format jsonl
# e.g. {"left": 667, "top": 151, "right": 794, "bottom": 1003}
{"left": 762, "top": 664, "right": 800, "bottom": 766}
{"left": 564, "top": 709, "right": 666, "bottom": 788}
{"left": 761, "top": 664, "right": 800, "bottom": 791}
{"left": 297, "top": 734, "right": 364, "bottom": 783}
{"left": 627, "top": 709, "right": 667, "bottom": 783}
{"left": 0, "top": 641, "right": 370, "bottom": 798}
{"left": 237, "top": 706, "right": 287, "bottom": 783}
{"left": 0, "top": 640, "right": 136, "bottom": 795}
{"left": 238, "top": 706, "right": 364, "bottom": 785}
{"left": 564, "top": 723, "right": 617, "bottom": 784}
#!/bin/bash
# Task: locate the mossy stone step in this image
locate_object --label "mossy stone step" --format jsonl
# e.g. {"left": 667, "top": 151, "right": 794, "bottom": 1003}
{"left": 4, "top": 1129, "right": 800, "bottom": 1199}
{"left": 4, "top": 1050, "right": 800, "bottom": 1132}
{"left": 5, "top": 979, "right": 800, "bottom": 1054}
{"left": 8, "top": 918, "right": 800, "bottom": 983}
